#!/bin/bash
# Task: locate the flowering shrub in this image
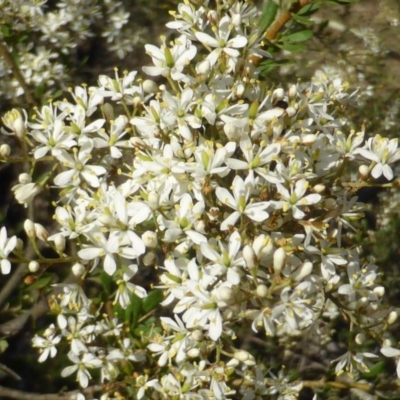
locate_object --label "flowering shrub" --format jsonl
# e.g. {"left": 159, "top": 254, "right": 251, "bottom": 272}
{"left": 1, "top": 0, "right": 400, "bottom": 399}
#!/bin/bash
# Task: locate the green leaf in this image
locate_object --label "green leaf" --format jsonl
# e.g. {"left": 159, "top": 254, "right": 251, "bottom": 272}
{"left": 143, "top": 289, "right": 163, "bottom": 314}
{"left": 0, "top": 339, "right": 8, "bottom": 354}
{"left": 100, "top": 271, "right": 113, "bottom": 294}
{"left": 27, "top": 275, "right": 53, "bottom": 290}
{"left": 258, "top": 1, "right": 278, "bottom": 34}
{"left": 34, "top": 82, "right": 47, "bottom": 98}
{"left": 0, "top": 24, "right": 11, "bottom": 37}
{"left": 280, "top": 30, "right": 313, "bottom": 43}
{"left": 291, "top": 13, "right": 314, "bottom": 26}
{"left": 277, "top": 42, "right": 307, "bottom": 52}
{"left": 258, "top": 58, "right": 294, "bottom": 74}
{"left": 361, "top": 361, "right": 386, "bottom": 378}
{"left": 125, "top": 292, "right": 143, "bottom": 329}
{"left": 297, "top": 1, "right": 321, "bottom": 16}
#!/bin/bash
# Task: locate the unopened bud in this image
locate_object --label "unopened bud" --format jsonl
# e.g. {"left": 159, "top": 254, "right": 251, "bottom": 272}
{"left": 148, "top": 191, "right": 159, "bottom": 211}
{"left": 187, "top": 348, "right": 200, "bottom": 358}
{"left": 72, "top": 262, "right": 85, "bottom": 277}
{"left": 142, "top": 231, "right": 158, "bottom": 248}
{"left": 191, "top": 330, "right": 204, "bottom": 342}
{"left": 142, "top": 79, "right": 158, "bottom": 94}
{"left": 313, "top": 184, "right": 325, "bottom": 193}
{"left": 243, "top": 245, "right": 257, "bottom": 270}
{"left": 28, "top": 260, "right": 40, "bottom": 273}
{"left": 256, "top": 284, "right": 268, "bottom": 298}
{"left": 302, "top": 134, "right": 317, "bottom": 146}
{"left": 196, "top": 59, "right": 211, "bottom": 76}
{"left": 272, "top": 88, "right": 285, "bottom": 103}
{"left": 291, "top": 261, "right": 313, "bottom": 282}
{"left": 102, "top": 103, "right": 114, "bottom": 121}
{"left": 388, "top": 311, "right": 398, "bottom": 325}
{"left": 273, "top": 247, "right": 286, "bottom": 274}
{"left": 53, "top": 234, "right": 66, "bottom": 252}
{"left": 24, "top": 219, "right": 36, "bottom": 239}
{"left": 355, "top": 333, "right": 366, "bottom": 345}
{"left": 373, "top": 286, "right": 385, "bottom": 298}
{"left": 219, "top": 286, "right": 234, "bottom": 303}
{"left": 223, "top": 123, "right": 240, "bottom": 141}
{"left": 207, "top": 10, "right": 218, "bottom": 25}
{"left": 383, "top": 338, "right": 393, "bottom": 347}
{"left": 34, "top": 223, "right": 49, "bottom": 241}
{"left": 234, "top": 350, "right": 250, "bottom": 362}
{"left": 19, "top": 173, "right": 32, "bottom": 184}
{"left": 253, "top": 234, "right": 274, "bottom": 260}
{"left": 359, "top": 164, "right": 369, "bottom": 180}
{"left": 286, "top": 106, "right": 297, "bottom": 117}
{"left": 0, "top": 144, "right": 11, "bottom": 157}
{"left": 288, "top": 85, "right": 297, "bottom": 99}
{"left": 143, "top": 251, "right": 156, "bottom": 266}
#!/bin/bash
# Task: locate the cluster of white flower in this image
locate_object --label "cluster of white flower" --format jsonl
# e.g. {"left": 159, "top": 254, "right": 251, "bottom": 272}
{"left": 0, "top": 0, "right": 141, "bottom": 101}
{"left": 1, "top": 0, "right": 400, "bottom": 399}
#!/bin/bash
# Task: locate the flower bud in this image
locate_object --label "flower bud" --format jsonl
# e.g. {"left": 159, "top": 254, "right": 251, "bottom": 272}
{"left": 253, "top": 234, "right": 274, "bottom": 262}
{"left": 133, "top": 96, "right": 142, "bottom": 107}
{"left": 24, "top": 219, "right": 36, "bottom": 239}
{"left": 313, "top": 184, "right": 325, "bottom": 193}
{"left": 256, "top": 284, "right": 268, "bottom": 298}
{"left": 388, "top": 310, "right": 398, "bottom": 325}
{"left": 102, "top": 102, "right": 114, "bottom": 121}
{"left": 142, "top": 231, "right": 158, "bottom": 248}
{"left": 288, "top": 84, "right": 297, "bottom": 99}
{"left": 207, "top": 10, "right": 218, "bottom": 25}
{"left": 191, "top": 330, "right": 204, "bottom": 342}
{"left": 143, "top": 251, "right": 156, "bottom": 266}
{"left": 218, "top": 286, "right": 234, "bottom": 303}
{"left": 355, "top": 333, "right": 366, "bottom": 345}
{"left": 302, "top": 134, "right": 317, "bottom": 146}
{"left": 187, "top": 348, "right": 200, "bottom": 358}
{"left": 373, "top": 286, "right": 385, "bottom": 298}
{"left": 359, "top": 164, "right": 369, "bottom": 180}
{"left": 196, "top": 59, "right": 211, "bottom": 76}
{"left": 19, "top": 173, "right": 32, "bottom": 184}
{"left": 0, "top": 144, "right": 10, "bottom": 157}
{"left": 272, "top": 88, "right": 285, "bottom": 103}
{"left": 142, "top": 79, "right": 158, "bottom": 94}
{"left": 34, "top": 223, "right": 49, "bottom": 241}
{"left": 273, "top": 247, "right": 286, "bottom": 274}
{"left": 285, "top": 106, "right": 297, "bottom": 117}
{"left": 53, "top": 234, "right": 66, "bottom": 252}
{"left": 148, "top": 191, "right": 159, "bottom": 211}
{"left": 223, "top": 123, "right": 240, "bottom": 141}
{"left": 291, "top": 262, "right": 313, "bottom": 282}
{"left": 72, "top": 262, "right": 85, "bottom": 277}
{"left": 383, "top": 338, "right": 393, "bottom": 347}
{"left": 234, "top": 350, "right": 250, "bottom": 362}
{"left": 28, "top": 260, "right": 40, "bottom": 273}
{"left": 243, "top": 245, "right": 257, "bottom": 270}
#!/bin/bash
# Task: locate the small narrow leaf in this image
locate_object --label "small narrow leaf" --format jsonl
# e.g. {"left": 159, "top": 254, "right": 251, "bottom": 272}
{"left": 291, "top": 13, "right": 314, "bottom": 26}
{"left": 258, "top": 1, "right": 278, "bottom": 34}
{"left": 277, "top": 42, "right": 307, "bottom": 53}
{"left": 297, "top": 1, "right": 322, "bottom": 16}
{"left": 143, "top": 289, "right": 163, "bottom": 313}
{"left": 280, "top": 30, "right": 313, "bottom": 43}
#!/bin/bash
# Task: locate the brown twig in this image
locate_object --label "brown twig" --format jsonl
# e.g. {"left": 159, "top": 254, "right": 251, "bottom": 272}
{"left": 265, "top": 0, "right": 313, "bottom": 41}
{"left": 0, "top": 384, "right": 102, "bottom": 400}
{"left": 0, "top": 40, "right": 37, "bottom": 106}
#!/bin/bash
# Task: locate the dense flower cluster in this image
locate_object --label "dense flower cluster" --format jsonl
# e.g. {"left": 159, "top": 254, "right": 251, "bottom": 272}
{"left": 1, "top": 0, "right": 400, "bottom": 399}
{"left": 0, "top": 0, "right": 142, "bottom": 101}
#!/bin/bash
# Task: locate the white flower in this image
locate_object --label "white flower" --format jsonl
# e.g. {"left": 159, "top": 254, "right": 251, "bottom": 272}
{"left": 273, "top": 179, "right": 321, "bottom": 220}
{"left": 61, "top": 351, "right": 102, "bottom": 388}
{"left": 195, "top": 15, "right": 247, "bottom": 70}
{"left": 32, "top": 324, "right": 61, "bottom": 363}
{"left": 354, "top": 134, "right": 400, "bottom": 180}
{"left": 0, "top": 227, "right": 17, "bottom": 274}
{"left": 143, "top": 35, "right": 197, "bottom": 81}
{"left": 78, "top": 231, "right": 145, "bottom": 275}
{"left": 53, "top": 140, "right": 106, "bottom": 188}
{"left": 216, "top": 174, "right": 269, "bottom": 230}
{"left": 381, "top": 346, "right": 400, "bottom": 378}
